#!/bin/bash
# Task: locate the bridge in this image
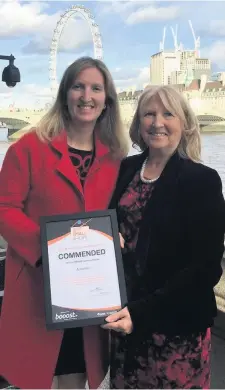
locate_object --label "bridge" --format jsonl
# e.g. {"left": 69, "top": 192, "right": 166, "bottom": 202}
{"left": 197, "top": 115, "right": 225, "bottom": 127}
{"left": 0, "top": 110, "right": 45, "bottom": 138}
{"left": 184, "top": 98, "right": 225, "bottom": 127}
{"left": 0, "top": 118, "right": 30, "bottom": 136}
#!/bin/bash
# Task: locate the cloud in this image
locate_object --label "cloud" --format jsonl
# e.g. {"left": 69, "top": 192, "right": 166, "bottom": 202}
{"left": 114, "top": 67, "right": 150, "bottom": 90}
{"left": 101, "top": 0, "right": 148, "bottom": 15}
{"left": 0, "top": 1, "right": 48, "bottom": 37}
{"left": 100, "top": 1, "right": 179, "bottom": 25}
{"left": 0, "top": 90, "right": 13, "bottom": 101}
{"left": 112, "top": 68, "right": 139, "bottom": 80}
{"left": 0, "top": 1, "right": 93, "bottom": 54}
{"left": 126, "top": 5, "right": 180, "bottom": 24}
{"left": 0, "top": 83, "right": 53, "bottom": 109}
{"left": 22, "top": 84, "right": 52, "bottom": 98}
{"left": 23, "top": 18, "right": 92, "bottom": 54}
{"left": 201, "top": 40, "right": 225, "bottom": 69}
{"left": 199, "top": 20, "right": 225, "bottom": 38}
{"left": 0, "top": 84, "right": 17, "bottom": 109}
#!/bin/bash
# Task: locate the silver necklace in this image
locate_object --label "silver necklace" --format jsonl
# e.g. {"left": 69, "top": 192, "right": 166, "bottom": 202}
{"left": 140, "top": 157, "right": 159, "bottom": 184}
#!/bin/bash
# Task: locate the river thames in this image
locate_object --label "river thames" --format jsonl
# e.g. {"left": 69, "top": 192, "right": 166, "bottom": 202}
{"left": 0, "top": 132, "right": 225, "bottom": 195}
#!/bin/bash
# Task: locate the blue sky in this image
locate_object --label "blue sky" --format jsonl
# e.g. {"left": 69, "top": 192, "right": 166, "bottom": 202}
{"left": 0, "top": 0, "right": 225, "bottom": 108}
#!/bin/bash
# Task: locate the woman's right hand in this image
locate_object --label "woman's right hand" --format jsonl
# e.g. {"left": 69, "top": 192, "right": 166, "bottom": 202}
{"left": 119, "top": 233, "right": 125, "bottom": 249}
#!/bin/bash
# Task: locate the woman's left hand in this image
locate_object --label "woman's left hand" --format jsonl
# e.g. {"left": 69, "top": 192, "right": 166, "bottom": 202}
{"left": 101, "top": 307, "right": 133, "bottom": 334}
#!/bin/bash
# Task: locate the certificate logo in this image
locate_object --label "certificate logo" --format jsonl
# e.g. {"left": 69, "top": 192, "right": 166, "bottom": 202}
{"left": 71, "top": 223, "right": 89, "bottom": 240}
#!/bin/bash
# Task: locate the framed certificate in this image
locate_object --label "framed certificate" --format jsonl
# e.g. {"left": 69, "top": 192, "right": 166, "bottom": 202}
{"left": 40, "top": 209, "right": 127, "bottom": 330}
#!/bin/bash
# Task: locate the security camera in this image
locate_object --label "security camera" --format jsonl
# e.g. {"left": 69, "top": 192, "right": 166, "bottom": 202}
{"left": 2, "top": 56, "right": 20, "bottom": 88}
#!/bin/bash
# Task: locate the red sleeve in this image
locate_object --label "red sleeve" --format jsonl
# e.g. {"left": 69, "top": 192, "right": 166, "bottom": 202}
{"left": 0, "top": 142, "right": 41, "bottom": 267}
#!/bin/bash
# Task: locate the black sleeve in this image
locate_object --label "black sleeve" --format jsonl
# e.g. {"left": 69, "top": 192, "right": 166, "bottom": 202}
{"left": 108, "top": 158, "right": 128, "bottom": 209}
{"left": 127, "top": 169, "right": 225, "bottom": 331}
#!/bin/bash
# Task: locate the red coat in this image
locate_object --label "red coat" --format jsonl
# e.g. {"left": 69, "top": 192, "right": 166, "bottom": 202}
{"left": 0, "top": 130, "right": 121, "bottom": 389}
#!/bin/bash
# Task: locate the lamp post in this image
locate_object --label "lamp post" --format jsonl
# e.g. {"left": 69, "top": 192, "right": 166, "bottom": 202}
{"left": 0, "top": 54, "right": 20, "bottom": 87}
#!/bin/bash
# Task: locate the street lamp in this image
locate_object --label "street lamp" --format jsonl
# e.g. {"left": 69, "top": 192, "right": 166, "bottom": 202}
{"left": 1, "top": 54, "right": 20, "bottom": 88}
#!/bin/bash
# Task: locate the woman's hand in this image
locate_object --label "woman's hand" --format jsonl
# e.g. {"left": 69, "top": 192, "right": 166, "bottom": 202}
{"left": 101, "top": 307, "right": 133, "bottom": 334}
{"left": 119, "top": 233, "right": 124, "bottom": 248}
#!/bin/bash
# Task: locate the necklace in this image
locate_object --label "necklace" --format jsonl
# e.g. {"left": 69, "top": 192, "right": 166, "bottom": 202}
{"left": 140, "top": 157, "right": 160, "bottom": 184}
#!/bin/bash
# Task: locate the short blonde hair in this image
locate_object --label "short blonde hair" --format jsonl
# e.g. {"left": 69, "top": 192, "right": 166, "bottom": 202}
{"left": 130, "top": 85, "right": 201, "bottom": 162}
{"left": 34, "top": 57, "right": 128, "bottom": 158}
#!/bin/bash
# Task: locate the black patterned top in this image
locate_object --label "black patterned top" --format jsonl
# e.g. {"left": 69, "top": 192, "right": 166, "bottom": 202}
{"left": 68, "top": 146, "right": 93, "bottom": 185}
{"left": 118, "top": 170, "right": 156, "bottom": 253}
{"left": 55, "top": 145, "right": 94, "bottom": 376}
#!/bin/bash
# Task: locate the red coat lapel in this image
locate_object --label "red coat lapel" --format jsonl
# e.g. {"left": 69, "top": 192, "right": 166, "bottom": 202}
{"left": 50, "top": 131, "right": 83, "bottom": 195}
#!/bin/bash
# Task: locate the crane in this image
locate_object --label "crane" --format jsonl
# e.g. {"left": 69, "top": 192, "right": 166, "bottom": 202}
{"left": 159, "top": 26, "right": 167, "bottom": 52}
{"left": 171, "top": 24, "right": 184, "bottom": 51}
{"left": 170, "top": 24, "right": 178, "bottom": 51}
{"left": 188, "top": 20, "right": 200, "bottom": 57}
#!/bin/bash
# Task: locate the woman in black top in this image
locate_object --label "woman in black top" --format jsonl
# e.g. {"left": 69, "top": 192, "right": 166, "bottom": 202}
{"left": 103, "top": 85, "right": 225, "bottom": 389}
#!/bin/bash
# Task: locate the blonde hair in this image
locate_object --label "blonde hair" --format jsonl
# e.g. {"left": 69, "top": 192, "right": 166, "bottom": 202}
{"left": 130, "top": 85, "right": 201, "bottom": 162}
{"left": 34, "top": 57, "right": 128, "bottom": 158}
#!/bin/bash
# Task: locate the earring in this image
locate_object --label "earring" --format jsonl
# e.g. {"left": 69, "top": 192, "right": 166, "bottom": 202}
{"left": 104, "top": 104, "right": 106, "bottom": 109}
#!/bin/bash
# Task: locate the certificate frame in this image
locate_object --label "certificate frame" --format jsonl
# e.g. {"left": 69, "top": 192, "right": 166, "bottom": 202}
{"left": 40, "top": 209, "right": 127, "bottom": 330}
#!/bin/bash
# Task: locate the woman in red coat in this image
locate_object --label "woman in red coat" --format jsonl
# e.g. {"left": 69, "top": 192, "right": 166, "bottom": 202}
{"left": 0, "top": 57, "right": 128, "bottom": 389}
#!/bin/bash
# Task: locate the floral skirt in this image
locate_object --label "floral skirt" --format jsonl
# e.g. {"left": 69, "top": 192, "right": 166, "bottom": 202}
{"left": 110, "top": 328, "right": 211, "bottom": 389}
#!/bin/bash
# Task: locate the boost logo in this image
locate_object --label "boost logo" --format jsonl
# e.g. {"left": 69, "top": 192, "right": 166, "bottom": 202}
{"left": 55, "top": 312, "right": 77, "bottom": 321}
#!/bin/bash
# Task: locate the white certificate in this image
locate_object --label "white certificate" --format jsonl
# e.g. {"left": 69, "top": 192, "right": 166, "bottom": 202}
{"left": 40, "top": 210, "right": 127, "bottom": 329}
